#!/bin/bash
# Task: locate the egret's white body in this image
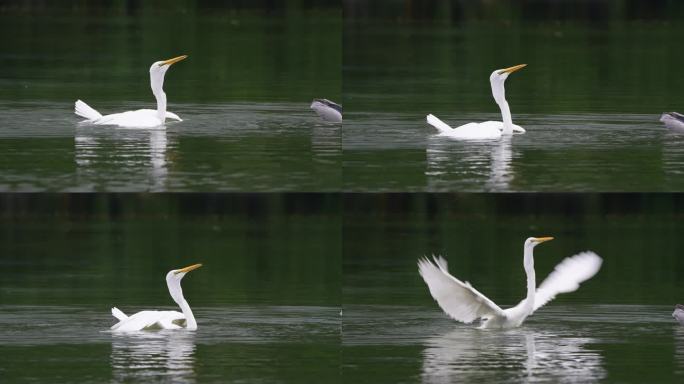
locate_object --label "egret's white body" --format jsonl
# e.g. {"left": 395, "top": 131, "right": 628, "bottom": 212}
{"left": 660, "top": 112, "right": 684, "bottom": 132}
{"left": 111, "top": 263, "right": 202, "bottom": 332}
{"left": 75, "top": 55, "right": 187, "bottom": 129}
{"left": 427, "top": 64, "right": 527, "bottom": 140}
{"left": 311, "top": 98, "right": 342, "bottom": 122}
{"left": 418, "top": 237, "right": 602, "bottom": 329}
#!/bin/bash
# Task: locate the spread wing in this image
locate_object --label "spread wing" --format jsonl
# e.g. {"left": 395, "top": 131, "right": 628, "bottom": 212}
{"left": 533, "top": 251, "right": 603, "bottom": 311}
{"left": 418, "top": 256, "right": 505, "bottom": 323}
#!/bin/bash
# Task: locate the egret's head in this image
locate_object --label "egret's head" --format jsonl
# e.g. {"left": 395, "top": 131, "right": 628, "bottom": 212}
{"left": 490, "top": 64, "right": 526, "bottom": 104}
{"left": 524, "top": 236, "right": 554, "bottom": 250}
{"left": 149, "top": 55, "right": 187, "bottom": 94}
{"left": 165, "top": 263, "right": 201, "bottom": 304}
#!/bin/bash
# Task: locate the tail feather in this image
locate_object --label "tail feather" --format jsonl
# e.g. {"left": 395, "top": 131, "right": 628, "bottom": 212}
{"left": 426, "top": 114, "right": 453, "bottom": 134}
{"left": 111, "top": 307, "right": 128, "bottom": 321}
{"left": 75, "top": 100, "right": 102, "bottom": 120}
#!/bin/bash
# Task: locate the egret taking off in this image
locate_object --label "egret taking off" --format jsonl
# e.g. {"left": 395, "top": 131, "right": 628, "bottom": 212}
{"left": 110, "top": 263, "right": 202, "bottom": 331}
{"left": 75, "top": 55, "right": 188, "bottom": 128}
{"left": 311, "top": 98, "right": 342, "bottom": 122}
{"left": 427, "top": 64, "right": 527, "bottom": 140}
{"left": 418, "top": 237, "right": 602, "bottom": 329}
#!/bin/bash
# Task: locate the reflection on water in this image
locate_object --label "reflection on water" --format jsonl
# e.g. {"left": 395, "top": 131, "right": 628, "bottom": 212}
{"left": 0, "top": 101, "right": 341, "bottom": 191}
{"left": 673, "top": 327, "right": 684, "bottom": 376}
{"left": 149, "top": 130, "right": 168, "bottom": 190}
{"left": 426, "top": 134, "right": 513, "bottom": 191}
{"left": 343, "top": 305, "right": 679, "bottom": 383}
{"left": 344, "top": 112, "right": 684, "bottom": 191}
{"left": 110, "top": 331, "right": 196, "bottom": 383}
{"left": 421, "top": 328, "right": 605, "bottom": 383}
{"left": 75, "top": 126, "right": 169, "bottom": 191}
{"left": 0, "top": 305, "right": 340, "bottom": 382}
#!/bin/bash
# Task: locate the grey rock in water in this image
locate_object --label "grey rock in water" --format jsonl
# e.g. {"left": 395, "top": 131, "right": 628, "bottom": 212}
{"left": 311, "top": 99, "right": 342, "bottom": 123}
{"left": 660, "top": 112, "right": 684, "bottom": 132}
{"left": 673, "top": 304, "right": 684, "bottom": 325}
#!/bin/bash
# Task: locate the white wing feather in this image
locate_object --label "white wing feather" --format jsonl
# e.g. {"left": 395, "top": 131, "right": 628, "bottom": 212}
{"left": 426, "top": 114, "right": 454, "bottom": 135}
{"left": 418, "top": 256, "right": 505, "bottom": 323}
{"left": 74, "top": 100, "right": 102, "bottom": 120}
{"left": 111, "top": 307, "right": 128, "bottom": 321}
{"left": 533, "top": 251, "right": 602, "bottom": 311}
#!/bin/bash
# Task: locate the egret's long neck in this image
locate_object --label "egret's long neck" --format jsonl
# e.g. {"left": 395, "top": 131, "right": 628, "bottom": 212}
{"left": 154, "top": 91, "right": 167, "bottom": 123}
{"left": 499, "top": 100, "right": 514, "bottom": 136}
{"left": 151, "top": 71, "right": 167, "bottom": 123}
{"left": 522, "top": 245, "right": 536, "bottom": 312}
{"left": 168, "top": 277, "right": 197, "bottom": 330}
{"left": 178, "top": 297, "right": 197, "bottom": 331}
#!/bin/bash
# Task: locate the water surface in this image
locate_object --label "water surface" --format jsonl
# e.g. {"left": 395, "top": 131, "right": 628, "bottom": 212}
{"left": 0, "top": 194, "right": 341, "bottom": 383}
{"left": 344, "top": 112, "right": 680, "bottom": 191}
{"left": 0, "top": 305, "right": 339, "bottom": 383}
{"left": 0, "top": 101, "right": 339, "bottom": 191}
{"left": 343, "top": 16, "right": 684, "bottom": 191}
{"left": 0, "top": 3, "right": 340, "bottom": 191}
{"left": 342, "top": 194, "right": 684, "bottom": 382}
{"left": 343, "top": 304, "right": 680, "bottom": 383}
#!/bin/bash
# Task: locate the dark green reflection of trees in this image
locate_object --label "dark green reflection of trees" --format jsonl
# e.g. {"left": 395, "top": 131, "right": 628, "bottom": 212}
{"left": 0, "top": 1, "right": 341, "bottom": 103}
{"left": 0, "top": 194, "right": 341, "bottom": 307}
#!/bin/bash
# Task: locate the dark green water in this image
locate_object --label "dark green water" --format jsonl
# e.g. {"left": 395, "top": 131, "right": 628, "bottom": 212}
{"left": 343, "top": 13, "right": 684, "bottom": 191}
{"left": 0, "top": 3, "right": 340, "bottom": 191}
{"left": 343, "top": 194, "right": 684, "bottom": 383}
{"left": 0, "top": 194, "right": 340, "bottom": 383}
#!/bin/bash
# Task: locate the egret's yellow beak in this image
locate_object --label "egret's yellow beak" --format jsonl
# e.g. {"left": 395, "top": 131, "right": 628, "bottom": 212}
{"left": 160, "top": 55, "right": 188, "bottom": 67}
{"left": 499, "top": 64, "right": 527, "bottom": 74}
{"left": 534, "top": 236, "right": 554, "bottom": 243}
{"left": 174, "top": 263, "right": 202, "bottom": 274}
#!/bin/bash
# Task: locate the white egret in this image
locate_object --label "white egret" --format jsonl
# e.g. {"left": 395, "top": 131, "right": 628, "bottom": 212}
{"left": 660, "top": 112, "right": 684, "bottom": 132}
{"left": 75, "top": 55, "right": 187, "bottom": 128}
{"left": 311, "top": 98, "right": 342, "bottom": 122}
{"left": 418, "top": 237, "right": 602, "bottom": 329}
{"left": 427, "top": 64, "right": 527, "bottom": 140}
{"left": 110, "top": 263, "right": 202, "bottom": 331}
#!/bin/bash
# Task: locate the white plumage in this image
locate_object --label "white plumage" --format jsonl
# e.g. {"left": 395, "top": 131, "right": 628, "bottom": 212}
{"left": 532, "top": 251, "right": 603, "bottom": 311}
{"left": 418, "top": 237, "right": 602, "bottom": 329}
{"left": 111, "top": 263, "right": 202, "bottom": 332}
{"left": 427, "top": 114, "right": 525, "bottom": 140}
{"left": 75, "top": 55, "right": 187, "bottom": 128}
{"left": 427, "top": 64, "right": 527, "bottom": 140}
{"left": 110, "top": 309, "right": 187, "bottom": 331}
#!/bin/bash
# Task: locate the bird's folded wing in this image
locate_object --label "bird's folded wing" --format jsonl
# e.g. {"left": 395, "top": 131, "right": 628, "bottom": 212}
{"left": 418, "top": 256, "right": 505, "bottom": 323}
{"left": 533, "top": 251, "right": 602, "bottom": 311}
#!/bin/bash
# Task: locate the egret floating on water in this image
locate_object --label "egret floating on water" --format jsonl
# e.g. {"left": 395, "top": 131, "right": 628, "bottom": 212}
{"left": 418, "top": 237, "right": 602, "bottom": 329}
{"left": 427, "top": 64, "right": 527, "bottom": 140}
{"left": 75, "top": 55, "right": 188, "bottom": 128}
{"left": 311, "top": 99, "right": 342, "bottom": 122}
{"left": 110, "top": 263, "right": 202, "bottom": 331}
{"left": 660, "top": 112, "right": 684, "bottom": 132}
